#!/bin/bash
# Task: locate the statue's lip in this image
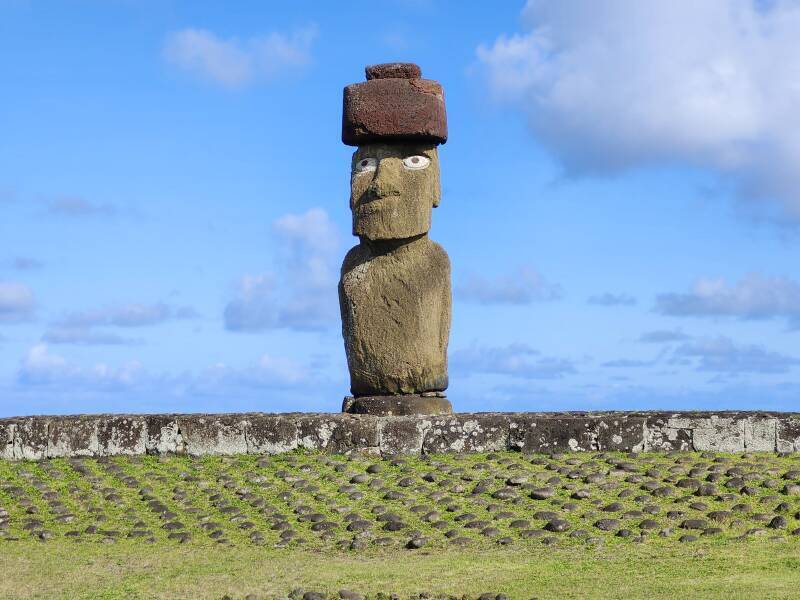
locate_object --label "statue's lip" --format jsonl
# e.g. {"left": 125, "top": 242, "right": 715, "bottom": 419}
{"left": 359, "top": 192, "right": 403, "bottom": 204}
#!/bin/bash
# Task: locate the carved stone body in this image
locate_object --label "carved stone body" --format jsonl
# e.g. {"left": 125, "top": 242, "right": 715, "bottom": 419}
{"left": 339, "top": 235, "right": 450, "bottom": 396}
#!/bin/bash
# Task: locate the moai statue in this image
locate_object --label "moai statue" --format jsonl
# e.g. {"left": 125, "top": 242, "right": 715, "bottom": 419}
{"left": 339, "top": 62, "right": 452, "bottom": 416}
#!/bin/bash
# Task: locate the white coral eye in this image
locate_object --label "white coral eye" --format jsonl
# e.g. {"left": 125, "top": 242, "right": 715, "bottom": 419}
{"left": 402, "top": 155, "right": 430, "bottom": 170}
{"left": 355, "top": 157, "right": 377, "bottom": 173}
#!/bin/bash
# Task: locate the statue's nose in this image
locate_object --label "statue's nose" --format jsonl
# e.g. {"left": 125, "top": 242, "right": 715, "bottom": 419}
{"left": 367, "top": 159, "right": 402, "bottom": 198}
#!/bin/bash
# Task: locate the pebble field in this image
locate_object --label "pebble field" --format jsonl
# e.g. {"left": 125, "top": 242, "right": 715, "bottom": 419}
{"left": 3, "top": 449, "right": 800, "bottom": 598}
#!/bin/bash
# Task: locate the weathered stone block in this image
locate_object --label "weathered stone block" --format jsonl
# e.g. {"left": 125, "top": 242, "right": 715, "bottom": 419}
{"left": 13, "top": 417, "right": 49, "bottom": 460}
{"left": 247, "top": 414, "right": 299, "bottom": 454}
{"left": 2, "top": 411, "right": 800, "bottom": 460}
{"left": 47, "top": 416, "right": 99, "bottom": 457}
{"left": 423, "top": 414, "right": 510, "bottom": 454}
{"left": 518, "top": 415, "right": 597, "bottom": 452}
{"left": 644, "top": 415, "right": 693, "bottom": 451}
{"left": 744, "top": 417, "right": 777, "bottom": 452}
{"left": 678, "top": 416, "right": 745, "bottom": 452}
{"left": 97, "top": 415, "right": 147, "bottom": 456}
{"left": 379, "top": 417, "right": 429, "bottom": 455}
{"left": 325, "top": 416, "right": 379, "bottom": 453}
{"left": 180, "top": 415, "right": 247, "bottom": 456}
{"left": 145, "top": 415, "right": 183, "bottom": 455}
{"left": 296, "top": 414, "right": 380, "bottom": 453}
{"left": 777, "top": 418, "right": 800, "bottom": 452}
{"left": 595, "top": 417, "right": 646, "bottom": 451}
{"left": 0, "top": 420, "right": 15, "bottom": 460}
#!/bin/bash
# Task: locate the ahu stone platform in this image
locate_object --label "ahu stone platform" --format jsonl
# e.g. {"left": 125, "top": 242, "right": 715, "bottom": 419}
{"left": 2, "top": 411, "right": 800, "bottom": 460}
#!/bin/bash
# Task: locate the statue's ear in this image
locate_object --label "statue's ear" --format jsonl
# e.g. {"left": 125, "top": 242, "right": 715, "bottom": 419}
{"left": 432, "top": 164, "right": 441, "bottom": 208}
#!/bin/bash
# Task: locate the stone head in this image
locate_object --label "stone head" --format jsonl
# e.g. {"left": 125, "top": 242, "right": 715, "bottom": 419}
{"left": 350, "top": 143, "right": 440, "bottom": 240}
{"left": 342, "top": 62, "right": 447, "bottom": 241}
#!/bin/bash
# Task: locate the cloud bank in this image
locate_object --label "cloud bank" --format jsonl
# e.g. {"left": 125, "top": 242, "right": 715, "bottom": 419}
{"left": 588, "top": 293, "right": 637, "bottom": 307}
{"left": 17, "top": 344, "right": 310, "bottom": 393}
{"left": 164, "top": 25, "right": 318, "bottom": 88}
{"left": 451, "top": 343, "right": 575, "bottom": 379}
{"left": 43, "top": 302, "right": 197, "bottom": 346}
{"left": 46, "top": 197, "right": 116, "bottom": 218}
{"left": 656, "top": 273, "right": 800, "bottom": 328}
{"left": 673, "top": 336, "right": 800, "bottom": 374}
{"left": 638, "top": 329, "right": 692, "bottom": 344}
{"left": 0, "top": 281, "right": 35, "bottom": 323}
{"left": 456, "top": 267, "right": 561, "bottom": 305}
{"left": 477, "top": 0, "right": 800, "bottom": 219}
{"left": 225, "top": 208, "right": 340, "bottom": 332}
{"left": 18, "top": 344, "right": 143, "bottom": 388}
{"left": 7, "top": 257, "right": 43, "bottom": 271}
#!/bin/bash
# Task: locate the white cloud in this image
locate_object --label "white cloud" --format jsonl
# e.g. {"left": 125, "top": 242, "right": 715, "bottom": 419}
{"left": 588, "top": 293, "right": 637, "bottom": 307}
{"left": 601, "top": 358, "right": 652, "bottom": 368}
{"left": 224, "top": 273, "right": 276, "bottom": 332}
{"left": 16, "top": 343, "right": 311, "bottom": 399}
{"left": 42, "top": 328, "right": 140, "bottom": 346}
{"left": 673, "top": 336, "right": 800, "bottom": 374}
{"left": 225, "top": 208, "right": 340, "bottom": 332}
{"left": 477, "top": 0, "right": 800, "bottom": 219}
{"left": 638, "top": 329, "right": 692, "bottom": 344}
{"left": 163, "top": 25, "right": 318, "bottom": 88}
{"left": 47, "top": 197, "right": 116, "bottom": 217}
{"left": 0, "top": 281, "right": 35, "bottom": 323}
{"left": 42, "top": 302, "right": 197, "bottom": 346}
{"left": 273, "top": 207, "right": 340, "bottom": 289}
{"left": 8, "top": 257, "right": 43, "bottom": 271}
{"left": 451, "top": 343, "right": 575, "bottom": 379}
{"left": 19, "top": 344, "right": 68, "bottom": 381}
{"left": 456, "top": 266, "right": 561, "bottom": 305}
{"left": 18, "top": 344, "right": 143, "bottom": 387}
{"left": 57, "top": 302, "right": 197, "bottom": 328}
{"left": 656, "top": 273, "right": 800, "bottom": 328}
{"left": 199, "top": 354, "right": 310, "bottom": 389}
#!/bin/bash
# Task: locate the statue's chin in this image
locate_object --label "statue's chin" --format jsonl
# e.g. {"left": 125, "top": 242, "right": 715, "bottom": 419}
{"left": 353, "top": 213, "right": 431, "bottom": 241}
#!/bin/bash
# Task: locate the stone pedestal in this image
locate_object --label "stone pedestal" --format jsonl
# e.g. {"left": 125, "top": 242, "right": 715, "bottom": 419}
{"left": 342, "top": 394, "right": 452, "bottom": 416}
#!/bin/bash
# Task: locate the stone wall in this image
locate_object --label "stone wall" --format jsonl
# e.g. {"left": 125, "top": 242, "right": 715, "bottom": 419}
{"left": 1, "top": 412, "right": 799, "bottom": 460}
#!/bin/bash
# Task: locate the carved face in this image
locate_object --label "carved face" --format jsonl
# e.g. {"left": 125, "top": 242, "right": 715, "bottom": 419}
{"left": 350, "top": 143, "right": 440, "bottom": 240}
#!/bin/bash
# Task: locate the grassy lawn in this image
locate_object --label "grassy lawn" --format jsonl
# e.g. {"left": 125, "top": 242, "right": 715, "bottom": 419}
{"left": 1, "top": 538, "right": 799, "bottom": 599}
{"left": 2, "top": 450, "right": 800, "bottom": 598}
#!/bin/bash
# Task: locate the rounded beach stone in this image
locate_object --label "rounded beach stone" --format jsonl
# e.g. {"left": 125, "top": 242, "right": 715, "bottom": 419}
{"left": 530, "top": 487, "right": 555, "bottom": 500}
{"left": 616, "top": 529, "right": 633, "bottom": 538}
{"left": 680, "top": 519, "right": 708, "bottom": 530}
{"left": 406, "top": 536, "right": 428, "bottom": 549}
{"left": 769, "top": 515, "right": 788, "bottom": 529}
{"left": 594, "top": 519, "right": 620, "bottom": 531}
{"left": 543, "top": 519, "right": 570, "bottom": 534}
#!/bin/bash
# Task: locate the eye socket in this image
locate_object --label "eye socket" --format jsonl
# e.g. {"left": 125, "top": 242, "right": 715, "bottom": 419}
{"left": 402, "top": 155, "right": 430, "bottom": 170}
{"left": 354, "top": 157, "right": 377, "bottom": 173}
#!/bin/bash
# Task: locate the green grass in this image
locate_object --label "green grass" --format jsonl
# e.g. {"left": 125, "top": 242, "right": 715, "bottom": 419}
{"left": 2, "top": 450, "right": 800, "bottom": 598}
{"left": 1, "top": 537, "right": 799, "bottom": 599}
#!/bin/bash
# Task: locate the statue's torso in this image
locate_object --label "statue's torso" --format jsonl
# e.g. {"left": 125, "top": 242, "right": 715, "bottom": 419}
{"left": 339, "top": 235, "right": 451, "bottom": 396}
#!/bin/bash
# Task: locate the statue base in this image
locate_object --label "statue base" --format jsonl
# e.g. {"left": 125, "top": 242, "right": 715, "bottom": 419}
{"left": 342, "top": 394, "right": 452, "bottom": 416}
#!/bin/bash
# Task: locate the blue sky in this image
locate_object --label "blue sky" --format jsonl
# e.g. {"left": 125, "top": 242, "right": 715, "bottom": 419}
{"left": 2, "top": 0, "right": 800, "bottom": 416}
